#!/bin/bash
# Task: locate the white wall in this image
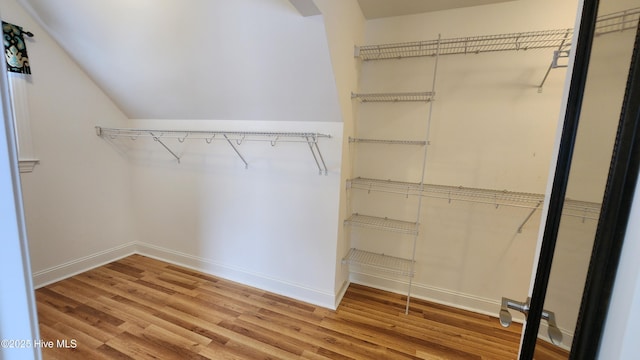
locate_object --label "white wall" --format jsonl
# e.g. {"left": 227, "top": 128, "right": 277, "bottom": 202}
{"left": 347, "top": 0, "right": 580, "bottom": 321}
{"left": 0, "top": 0, "right": 137, "bottom": 286}
{"left": 123, "top": 119, "right": 343, "bottom": 308}
{"left": 314, "top": 0, "right": 366, "bottom": 305}
{"left": 3, "top": 0, "right": 350, "bottom": 310}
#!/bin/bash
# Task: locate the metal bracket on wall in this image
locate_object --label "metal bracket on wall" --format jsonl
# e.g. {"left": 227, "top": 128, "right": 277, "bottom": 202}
{"left": 517, "top": 201, "right": 543, "bottom": 233}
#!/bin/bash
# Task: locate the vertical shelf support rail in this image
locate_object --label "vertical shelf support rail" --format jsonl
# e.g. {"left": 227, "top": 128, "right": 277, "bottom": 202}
{"left": 404, "top": 34, "right": 441, "bottom": 314}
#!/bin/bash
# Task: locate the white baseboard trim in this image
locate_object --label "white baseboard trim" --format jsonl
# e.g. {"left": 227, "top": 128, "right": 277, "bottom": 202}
{"left": 32, "top": 241, "right": 338, "bottom": 310}
{"left": 134, "top": 242, "right": 338, "bottom": 310}
{"left": 349, "top": 272, "right": 575, "bottom": 350}
{"left": 334, "top": 280, "right": 350, "bottom": 309}
{"left": 32, "top": 241, "right": 572, "bottom": 348}
{"left": 32, "top": 242, "right": 137, "bottom": 288}
{"left": 349, "top": 272, "right": 525, "bottom": 321}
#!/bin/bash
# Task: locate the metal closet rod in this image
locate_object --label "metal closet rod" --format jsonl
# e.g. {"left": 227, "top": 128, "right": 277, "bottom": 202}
{"left": 95, "top": 126, "right": 331, "bottom": 142}
{"left": 95, "top": 126, "right": 331, "bottom": 175}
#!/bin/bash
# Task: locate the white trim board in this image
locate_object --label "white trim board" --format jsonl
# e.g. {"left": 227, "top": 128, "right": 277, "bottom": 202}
{"left": 31, "top": 241, "right": 566, "bottom": 334}
{"left": 31, "top": 241, "right": 338, "bottom": 310}
{"left": 349, "top": 272, "right": 506, "bottom": 318}
{"left": 134, "top": 241, "right": 338, "bottom": 310}
{"left": 32, "top": 242, "right": 137, "bottom": 288}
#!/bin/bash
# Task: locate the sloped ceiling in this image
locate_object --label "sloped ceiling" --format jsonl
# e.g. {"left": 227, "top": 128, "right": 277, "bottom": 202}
{"left": 357, "top": 0, "right": 517, "bottom": 19}
{"left": 18, "top": 0, "right": 341, "bottom": 121}
{"left": 16, "top": 0, "right": 516, "bottom": 121}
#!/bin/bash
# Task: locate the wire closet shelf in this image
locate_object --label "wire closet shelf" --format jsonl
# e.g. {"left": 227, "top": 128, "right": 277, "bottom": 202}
{"left": 355, "top": 7, "right": 640, "bottom": 61}
{"left": 95, "top": 126, "right": 332, "bottom": 175}
{"left": 348, "top": 177, "right": 601, "bottom": 221}
{"left": 342, "top": 248, "right": 415, "bottom": 277}
{"left": 356, "top": 29, "right": 574, "bottom": 61}
{"left": 344, "top": 213, "right": 419, "bottom": 235}
{"left": 349, "top": 137, "right": 427, "bottom": 146}
{"left": 351, "top": 91, "right": 435, "bottom": 102}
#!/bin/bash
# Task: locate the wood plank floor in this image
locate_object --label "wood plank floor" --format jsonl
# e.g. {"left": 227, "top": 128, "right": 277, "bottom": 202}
{"left": 35, "top": 255, "right": 568, "bottom": 359}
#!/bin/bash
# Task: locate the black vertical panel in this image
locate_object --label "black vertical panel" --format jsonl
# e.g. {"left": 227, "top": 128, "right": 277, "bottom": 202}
{"left": 519, "top": 0, "right": 600, "bottom": 358}
{"left": 570, "top": 19, "right": 640, "bottom": 360}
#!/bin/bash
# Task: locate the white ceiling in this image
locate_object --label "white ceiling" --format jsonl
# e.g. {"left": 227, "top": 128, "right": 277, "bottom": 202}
{"left": 15, "top": 0, "right": 521, "bottom": 121}
{"left": 357, "top": 0, "right": 517, "bottom": 19}
{"left": 18, "top": 0, "right": 342, "bottom": 121}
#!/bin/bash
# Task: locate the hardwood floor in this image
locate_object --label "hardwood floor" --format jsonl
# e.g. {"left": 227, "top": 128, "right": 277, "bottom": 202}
{"left": 35, "top": 255, "right": 567, "bottom": 359}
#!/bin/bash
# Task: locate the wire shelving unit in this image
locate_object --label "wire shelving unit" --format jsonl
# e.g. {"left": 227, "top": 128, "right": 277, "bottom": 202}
{"left": 344, "top": 213, "right": 419, "bottom": 235}
{"left": 342, "top": 7, "right": 632, "bottom": 316}
{"left": 348, "top": 137, "right": 427, "bottom": 146}
{"left": 351, "top": 92, "right": 435, "bottom": 102}
{"left": 594, "top": 7, "right": 640, "bottom": 36}
{"left": 355, "top": 7, "right": 639, "bottom": 62}
{"left": 343, "top": 248, "right": 415, "bottom": 277}
{"left": 95, "top": 126, "right": 332, "bottom": 175}
{"left": 348, "top": 177, "right": 602, "bottom": 221}
{"left": 344, "top": 34, "right": 442, "bottom": 314}
{"left": 355, "top": 29, "right": 573, "bottom": 61}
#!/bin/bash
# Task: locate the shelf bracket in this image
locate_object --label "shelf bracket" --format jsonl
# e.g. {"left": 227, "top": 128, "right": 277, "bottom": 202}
{"left": 149, "top": 132, "right": 181, "bottom": 163}
{"left": 537, "top": 50, "right": 569, "bottom": 92}
{"left": 306, "top": 135, "right": 328, "bottom": 175}
{"left": 223, "top": 134, "right": 249, "bottom": 169}
{"left": 537, "top": 28, "right": 572, "bottom": 92}
{"left": 517, "top": 201, "right": 542, "bottom": 233}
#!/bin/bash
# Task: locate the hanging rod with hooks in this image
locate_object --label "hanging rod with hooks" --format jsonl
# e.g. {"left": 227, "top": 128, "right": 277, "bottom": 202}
{"left": 347, "top": 177, "right": 601, "bottom": 231}
{"left": 95, "top": 126, "right": 332, "bottom": 175}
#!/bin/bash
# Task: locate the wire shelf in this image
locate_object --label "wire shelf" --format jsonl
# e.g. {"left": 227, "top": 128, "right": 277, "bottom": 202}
{"left": 348, "top": 177, "right": 424, "bottom": 196}
{"left": 95, "top": 126, "right": 331, "bottom": 143}
{"left": 356, "top": 29, "right": 573, "bottom": 60}
{"left": 347, "top": 177, "right": 601, "bottom": 219}
{"left": 344, "top": 213, "right": 419, "bottom": 235}
{"left": 356, "top": 7, "right": 639, "bottom": 61}
{"left": 349, "top": 137, "right": 427, "bottom": 146}
{"left": 342, "top": 248, "right": 415, "bottom": 277}
{"left": 351, "top": 92, "right": 435, "bottom": 102}
{"left": 595, "top": 7, "right": 640, "bottom": 36}
{"left": 563, "top": 199, "right": 602, "bottom": 221}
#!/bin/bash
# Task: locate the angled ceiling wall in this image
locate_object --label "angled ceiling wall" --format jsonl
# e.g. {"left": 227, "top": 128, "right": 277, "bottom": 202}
{"left": 17, "top": 0, "right": 342, "bottom": 122}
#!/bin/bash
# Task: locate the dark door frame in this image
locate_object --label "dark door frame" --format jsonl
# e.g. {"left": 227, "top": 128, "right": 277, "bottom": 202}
{"left": 520, "top": 0, "right": 640, "bottom": 358}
